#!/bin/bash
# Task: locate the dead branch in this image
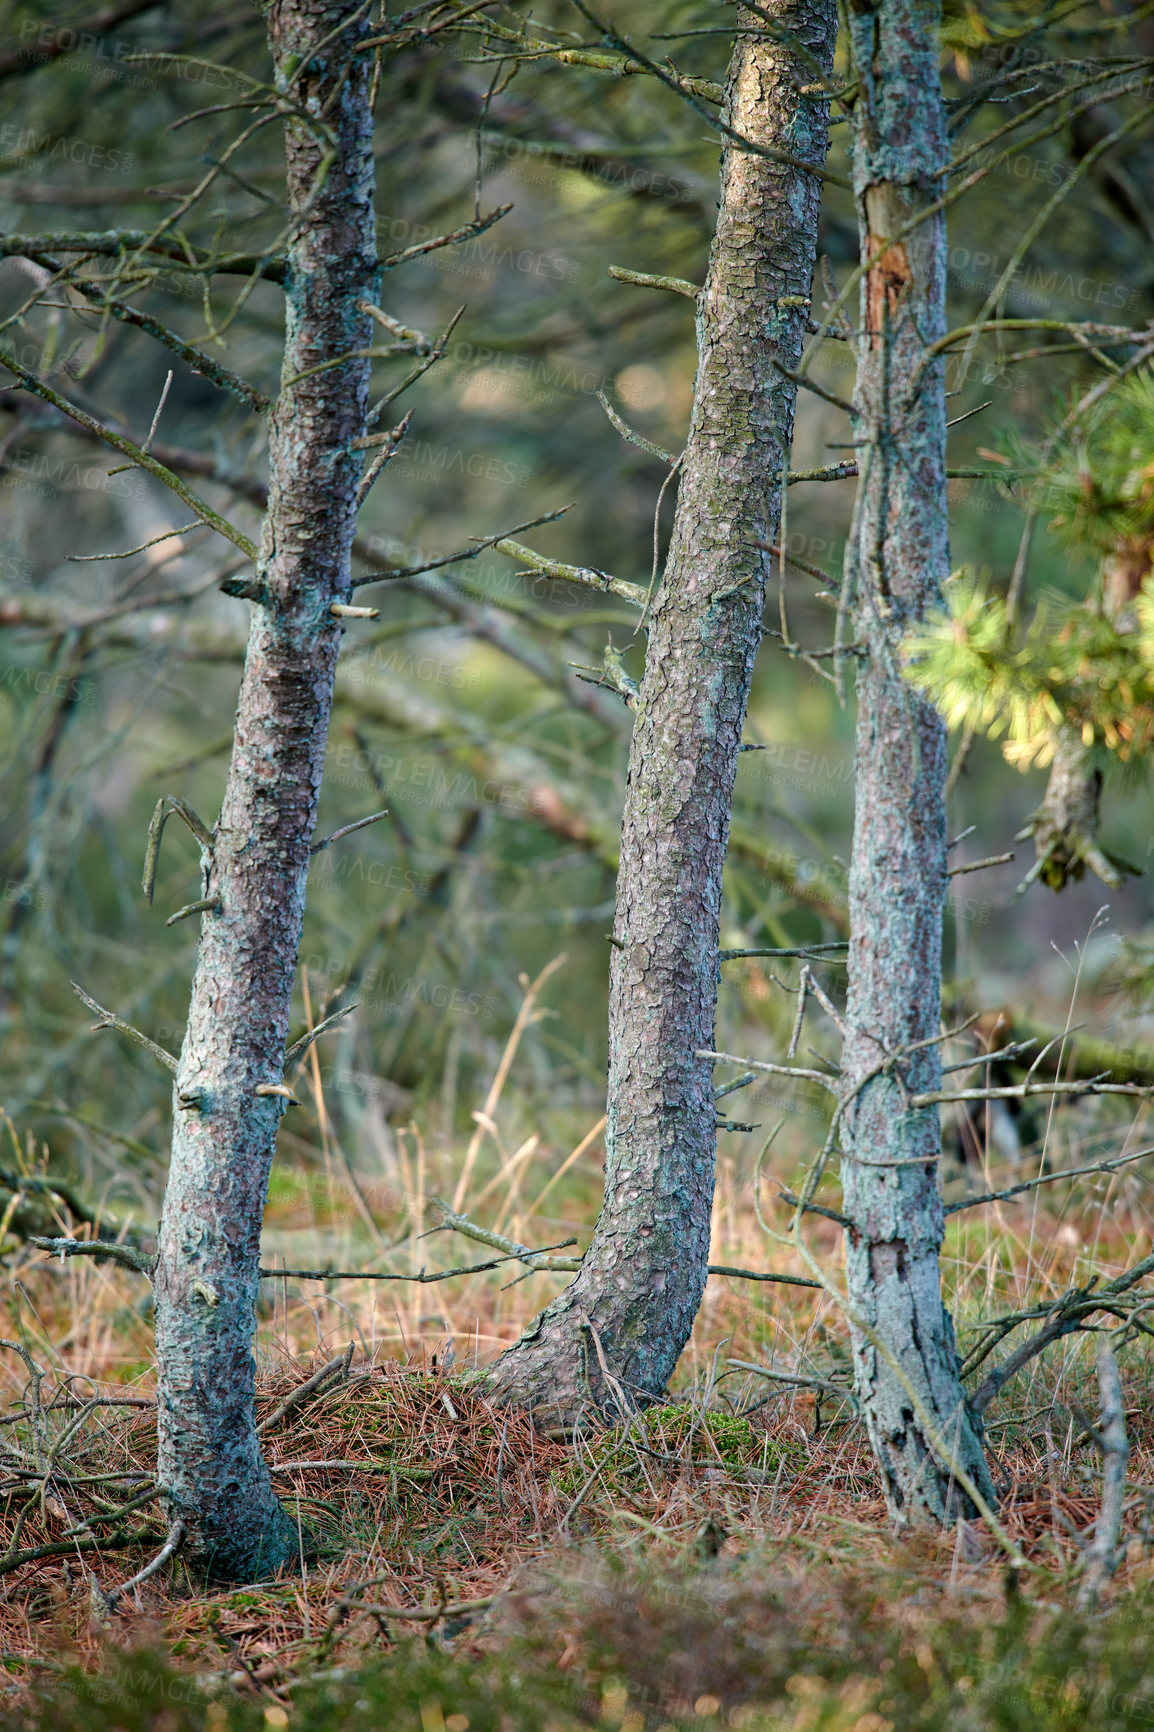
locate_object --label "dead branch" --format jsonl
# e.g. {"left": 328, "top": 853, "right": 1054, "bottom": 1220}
{"left": 0, "top": 347, "right": 259, "bottom": 556}
{"left": 971, "top": 1249, "right": 1154, "bottom": 1413}
{"left": 70, "top": 982, "right": 178, "bottom": 1073}
{"left": 428, "top": 1199, "right": 583, "bottom": 1270}
{"left": 944, "top": 1144, "right": 1154, "bottom": 1216}
{"left": 103, "top": 1519, "right": 185, "bottom": 1609}
{"left": 254, "top": 1346, "right": 354, "bottom": 1436}
{"left": 707, "top": 1263, "right": 821, "bottom": 1290}
{"left": 697, "top": 1047, "right": 840, "bottom": 1094}
{"left": 0, "top": 1530, "right": 152, "bottom": 1577}
{"left": 29, "top": 1237, "right": 156, "bottom": 1275}
{"left": 378, "top": 202, "right": 512, "bottom": 269}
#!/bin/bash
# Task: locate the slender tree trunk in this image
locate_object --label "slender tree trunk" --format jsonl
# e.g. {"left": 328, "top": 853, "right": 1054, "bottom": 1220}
{"left": 838, "top": 0, "right": 995, "bottom": 1523}
{"left": 153, "top": 0, "right": 377, "bottom": 1580}
{"left": 487, "top": 1, "right": 838, "bottom": 1422}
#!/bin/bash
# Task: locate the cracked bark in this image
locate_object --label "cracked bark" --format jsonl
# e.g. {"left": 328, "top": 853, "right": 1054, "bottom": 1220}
{"left": 838, "top": 0, "right": 995, "bottom": 1524}
{"left": 486, "top": 1, "right": 838, "bottom": 1423}
{"left": 151, "top": 0, "right": 377, "bottom": 1580}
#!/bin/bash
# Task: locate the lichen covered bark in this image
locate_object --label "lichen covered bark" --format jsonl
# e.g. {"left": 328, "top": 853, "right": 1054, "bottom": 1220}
{"left": 152, "top": 0, "right": 377, "bottom": 1579}
{"left": 839, "top": 0, "right": 995, "bottom": 1522}
{"left": 487, "top": 1, "right": 838, "bottom": 1423}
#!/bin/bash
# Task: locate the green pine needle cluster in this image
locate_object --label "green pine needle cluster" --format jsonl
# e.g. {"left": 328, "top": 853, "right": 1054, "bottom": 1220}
{"left": 903, "top": 367, "right": 1154, "bottom": 770}
{"left": 903, "top": 576, "right": 1154, "bottom": 767}
{"left": 1033, "top": 368, "right": 1154, "bottom": 560}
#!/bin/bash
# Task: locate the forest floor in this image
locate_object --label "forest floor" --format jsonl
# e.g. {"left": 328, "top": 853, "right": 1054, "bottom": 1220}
{"left": 0, "top": 1050, "right": 1152, "bottom": 1732}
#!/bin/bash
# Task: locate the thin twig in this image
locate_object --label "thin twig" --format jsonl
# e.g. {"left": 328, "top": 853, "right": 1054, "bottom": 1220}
{"left": 428, "top": 1200, "right": 583, "bottom": 1270}
{"left": 255, "top": 1346, "right": 354, "bottom": 1436}
{"left": 310, "top": 809, "right": 389, "bottom": 855}
{"left": 696, "top": 1048, "right": 839, "bottom": 1094}
{"left": 70, "top": 982, "right": 178, "bottom": 1072}
{"left": 944, "top": 1144, "right": 1154, "bottom": 1216}
{"left": 104, "top": 1519, "right": 185, "bottom": 1608}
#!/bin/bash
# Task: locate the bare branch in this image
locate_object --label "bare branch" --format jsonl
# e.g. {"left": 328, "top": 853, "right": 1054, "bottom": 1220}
{"left": 284, "top": 1002, "right": 359, "bottom": 1067}
{"left": 707, "top": 1264, "right": 821, "bottom": 1290}
{"left": 104, "top": 1519, "right": 185, "bottom": 1608}
{"left": 427, "top": 1198, "right": 583, "bottom": 1270}
{"left": 166, "top": 896, "right": 221, "bottom": 928}
{"left": 697, "top": 1047, "right": 839, "bottom": 1094}
{"left": 311, "top": 810, "right": 389, "bottom": 856}
{"left": 378, "top": 202, "right": 512, "bottom": 269}
{"left": 493, "top": 538, "right": 647, "bottom": 607}
{"left": 0, "top": 231, "right": 286, "bottom": 284}
{"left": 70, "top": 982, "right": 178, "bottom": 1073}
{"left": 947, "top": 851, "right": 1015, "bottom": 876}
{"left": 255, "top": 1346, "right": 353, "bottom": 1435}
{"left": 944, "top": 1144, "right": 1154, "bottom": 1216}
{"left": 596, "top": 389, "right": 676, "bottom": 464}
{"left": 913, "top": 1077, "right": 1154, "bottom": 1107}
{"left": 17, "top": 248, "right": 271, "bottom": 411}
{"left": 29, "top": 1237, "right": 156, "bottom": 1275}
{"left": 608, "top": 265, "right": 699, "bottom": 298}
{"left": 971, "top": 1249, "right": 1154, "bottom": 1414}
{"left": 0, "top": 347, "right": 258, "bottom": 557}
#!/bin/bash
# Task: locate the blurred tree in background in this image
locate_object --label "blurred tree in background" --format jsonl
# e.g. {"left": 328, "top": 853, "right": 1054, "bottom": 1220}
{"left": 0, "top": 0, "right": 1152, "bottom": 1397}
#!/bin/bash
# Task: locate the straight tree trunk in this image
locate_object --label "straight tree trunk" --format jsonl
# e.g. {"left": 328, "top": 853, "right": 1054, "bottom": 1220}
{"left": 838, "top": 0, "right": 995, "bottom": 1523}
{"left": 488, "top": 1, "right": 838, "bottom": 1422}
{"left": 153, "top": 0, "right": 378, "bottom": 1579}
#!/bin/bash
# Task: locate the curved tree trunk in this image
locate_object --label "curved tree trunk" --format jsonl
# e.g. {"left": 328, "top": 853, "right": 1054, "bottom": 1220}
{"left": 838, "top": 0, "right": 995, "bottom": 1523}
{"left": 153, "top": 0, "right": 378, "bottom": 1580}
{"left": 487, "top": 1, "right": 838, "bottom": 1423}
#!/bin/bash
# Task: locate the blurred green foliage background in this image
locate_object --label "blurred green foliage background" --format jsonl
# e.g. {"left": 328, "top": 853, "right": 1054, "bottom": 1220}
{"left": 1, "top": 0, "right": 1152, "bottom": 1253}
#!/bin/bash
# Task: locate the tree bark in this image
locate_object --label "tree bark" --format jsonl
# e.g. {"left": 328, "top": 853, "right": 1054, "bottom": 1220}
{"left": 487, "top": 1, "right": 838, "bottom": 1423}
{"left": 838, "top": 0, "right": 995, "bottom": 1523}
{"left": 152, "top": 0, "right": 377, "bottom": 1580}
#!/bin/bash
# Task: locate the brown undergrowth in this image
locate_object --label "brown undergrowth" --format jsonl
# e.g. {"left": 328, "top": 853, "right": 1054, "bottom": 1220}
{"left": 0, "top": 1329, "right": 1150, "bottom": 1696}
{"left": 0, "top": 974, "right": 1152, "bottom": 1722}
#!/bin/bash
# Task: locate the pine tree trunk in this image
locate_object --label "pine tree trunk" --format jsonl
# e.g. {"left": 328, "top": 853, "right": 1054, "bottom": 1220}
{"left": 487, "top": 1, "right": 838, "bottom": 1423}
{"left": 152, "top": 0, "right": 377, "bottom": 1580}
{"left": 839, "top": 0, "right": 995, "bottom": 1523}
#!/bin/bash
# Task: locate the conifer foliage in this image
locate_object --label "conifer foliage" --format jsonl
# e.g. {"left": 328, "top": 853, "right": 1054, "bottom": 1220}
{"left": 904, "top": 367, "right": 1154, "bottom": 889}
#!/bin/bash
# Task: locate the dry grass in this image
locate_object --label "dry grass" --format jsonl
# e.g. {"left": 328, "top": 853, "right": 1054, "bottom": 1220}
{"left": 0, "top": 969, "right": 1151, "bottom": 1722}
